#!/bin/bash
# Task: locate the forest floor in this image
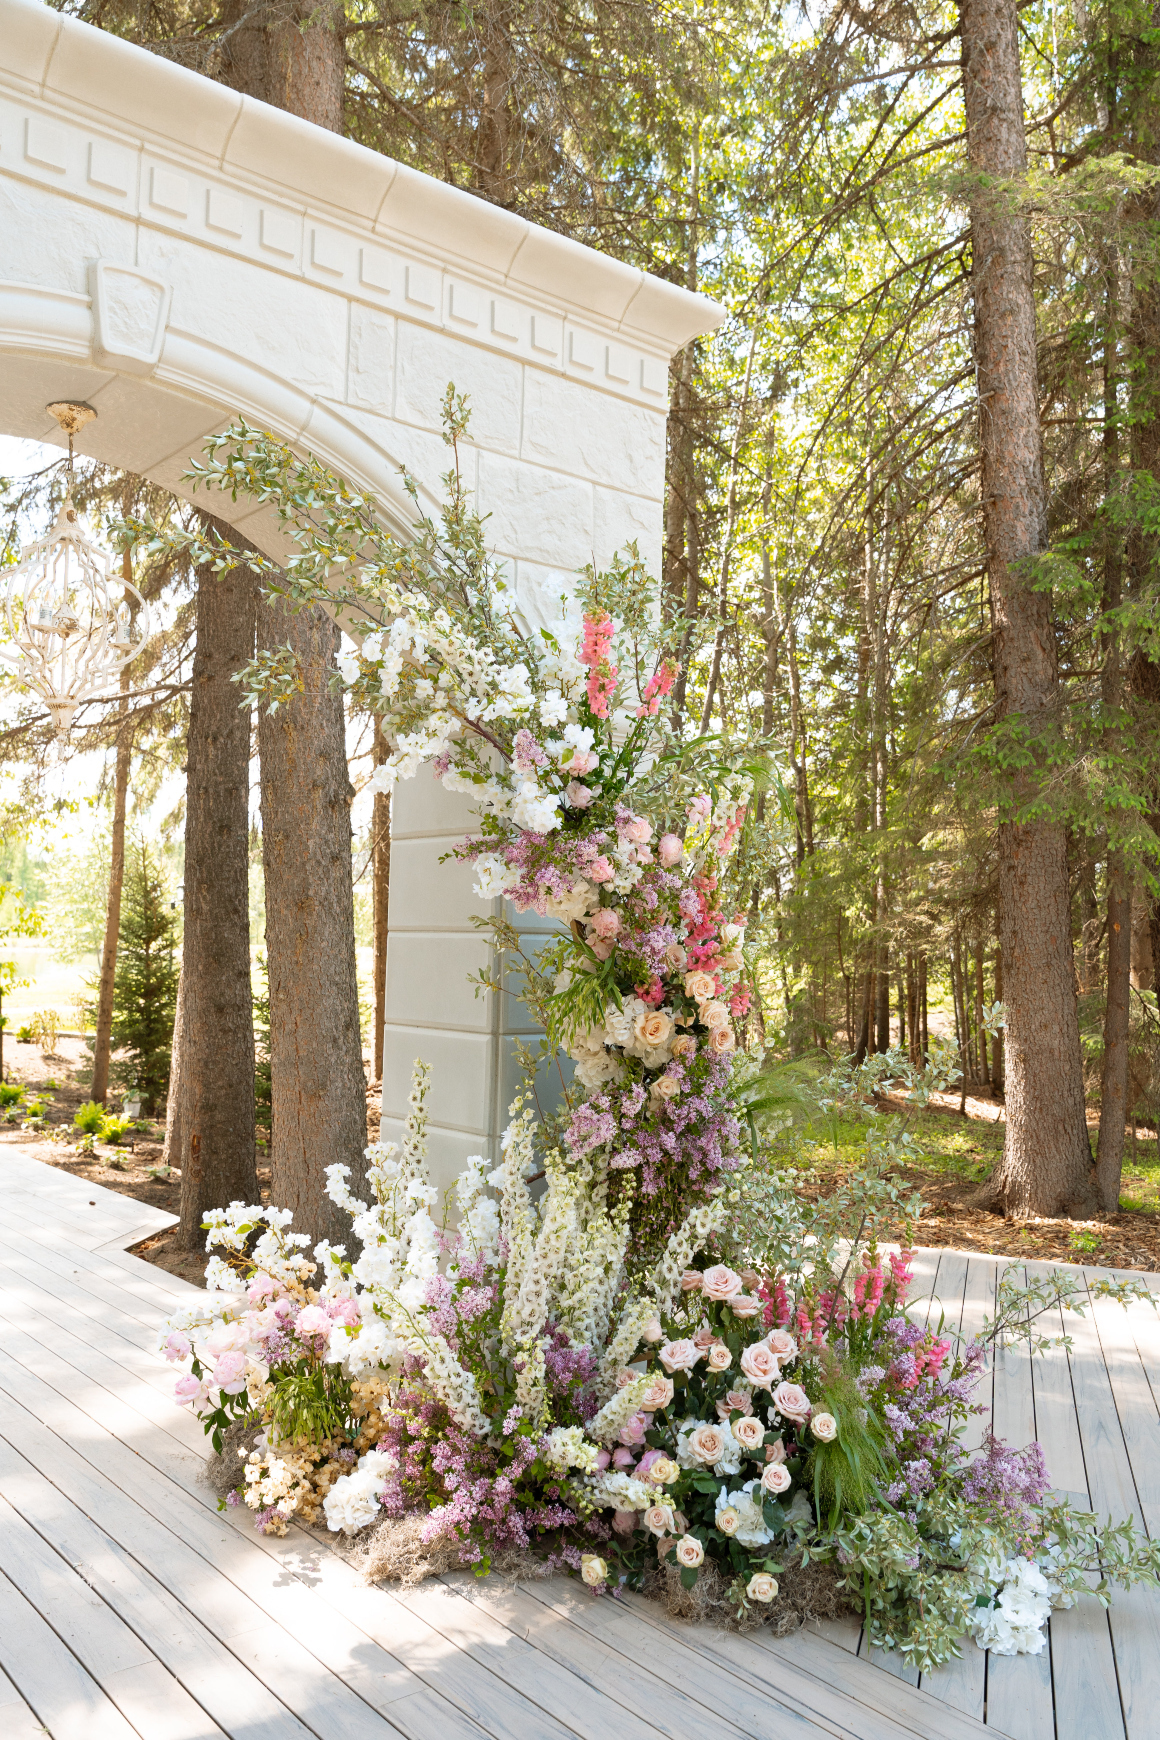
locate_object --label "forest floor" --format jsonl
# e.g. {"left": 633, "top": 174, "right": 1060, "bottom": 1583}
{"left": 3, "top": 1046, "right": 1157, "bottom": 1277}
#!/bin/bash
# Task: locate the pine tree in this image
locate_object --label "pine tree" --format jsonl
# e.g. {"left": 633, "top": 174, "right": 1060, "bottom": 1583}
{"left": 109, "top": 841, "right": 179, "bottom": 1116}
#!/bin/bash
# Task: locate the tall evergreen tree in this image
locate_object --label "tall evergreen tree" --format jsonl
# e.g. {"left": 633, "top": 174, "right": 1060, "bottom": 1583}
{"left": 108, "top": 840, "right": 179, "bottom": 1116}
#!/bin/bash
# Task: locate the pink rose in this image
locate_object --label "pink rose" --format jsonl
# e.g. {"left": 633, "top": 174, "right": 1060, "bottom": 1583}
{"left": 739, "top": 1342, "right": 781, "bottom": 1390}
{"left": 708, "top": 1024, "right": 736, "bottom": 1056}
{"left": 642, "top": 1318, "right": 665, "bottom": 1343}
{"left": 732, "top": 1415, "right": 764, "bottom": 1449}
{"left": 693, "top": 1327, "right": 716, "bottom": 1350}
{"left": 729, "top": 1295, "right": 762, "bottom": 1319}
{"left": 611, "top": 1447, "right": 635, "bottom": 1468}
{"left": 766, "top": 1329, "right": 798, "bottom": 1362}
{"left": 716, "top": 1387, "right": 754, "bottom": 1421}
{"left": 659, "top": 1339, "right": 703, "bottom": 1374}
{"left": 674, "top": 1534, "right": 704, "bottom": 1568}
{"left": 680, "top": 1270, "right": 704, "bottom": 1293}
{"left": 761, "top": 1462, "right": 792, "bottom": 1495}
{"left": 566, "top": 780, "right": 595, "bottom": 808}
{"left": 706, "top": 1344, "right": 732, "bottom": 1372}
{"left": 588, "top": 907, "right": 621, "bottom": 940}
{"left": 295, "top": 1305, "right": 331, "bottom": 1340}
{"left": 589, "top": 856, "right": 615, "bottom": 884}
{"left": 174, "top": 1373, "right": 209, "bottom": 1407}
{"left": 163, "top": 1331, "right": 191, "bottom": 1363}
{"left": 247, "top": 1273, "right": 278, "bottom": 1304}
{"left": 701, "top": 1264, "right": 744, "bottom": 1301}
{"left": 771, "top": 1381, "right": 812, "bottom": 1423}
{"left": 687, "top": 1424, "right": 727, "bottom": 1466}
{"left": 594, "top": 1448, "right": 611, "bottom": 1469}
{"left": 212, "top": 1350, "right": 247, "bottom": 1393}
{"left": 658, "top": 833, "right": 684, "bottom": 867}
{"left": 765, "top": 1437, "right": 787, "bottom": 1463}
{"left": 641, "top": 1375, "right": 675, "bottom": 1410}
{"left": 612, "top": 1510, "right": 638, "bottom": 1535}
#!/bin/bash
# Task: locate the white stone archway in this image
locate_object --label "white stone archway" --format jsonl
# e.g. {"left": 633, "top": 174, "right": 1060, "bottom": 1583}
{"left": 0, "top": 0, "right": 724, "bottom": 1186}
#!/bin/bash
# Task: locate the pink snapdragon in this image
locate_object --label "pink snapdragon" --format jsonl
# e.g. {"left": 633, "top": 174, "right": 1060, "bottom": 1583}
{"left": 853, "top": 1264, "right": 886, "bottom": 1319}
{"left": 580, "top": 610, "right": 618, "bottom": 717}
{"left": 636, "top": 659, "right": 677, "bottom": 717}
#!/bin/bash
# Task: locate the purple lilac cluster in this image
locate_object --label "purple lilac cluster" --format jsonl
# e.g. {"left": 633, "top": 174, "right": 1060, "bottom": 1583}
{"left": 584, "top": 1049, "right": 743, "bottom": 1198}
{"left": 864, "top": 1318, "right": 988, "bottom": 1506}
{"left": 465, "top": 829, "right": 615, "bottom": 916}
{"left": 961, "top": 1431, "right": 1051, "bottom": 1540}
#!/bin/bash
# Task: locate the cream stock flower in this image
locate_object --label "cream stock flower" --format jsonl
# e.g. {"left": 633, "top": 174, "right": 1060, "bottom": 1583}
{"left": 674, "top": 1535, "right": 704, "bottom": 1568}
{"left": 708, "top": 1024, "right": 737, "bottom": 1056}
{"left": 701, "top": 1264, "right": 744, "bottom": 1301}
{"left": 747, "top": 1572, "right": 779, "bottom": 1603}
{"left": 581, "top": 1555, "right": 609, "bottom": 1587}
{"left": 635, "top": 1009, "right": 674, "bottom": 1048}
{"left": 641, "top": 1374, "right": 675, "bottom": 1409}
{"left": 761, "top": 1462, "right": 792, "bottom": 1494}
{"left": 811, "top": 1411, "right": 838, "bottom": 1442}
{"left": 659, "top": 1338, "right": 703, "bottom": 1374}
{"left": 733, "top": 1415, "right": 764, "bottom": 1449}
{"left": 739, "top": 1342, "right": 781, "bottom": 1390}
{"left": 684, "top": 970, "right": 717, "bottom": 1003}
{"left": 706, "top": 1344, "right": 733, "bottom": 1372}
{"left": 772, "top": 1381, "right": 812, "bottom": 1423}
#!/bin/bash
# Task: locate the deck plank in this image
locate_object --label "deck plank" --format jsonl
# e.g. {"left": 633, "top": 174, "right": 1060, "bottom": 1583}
{"left": 0, "top": 1564, "right": 142, "bottom": 1740}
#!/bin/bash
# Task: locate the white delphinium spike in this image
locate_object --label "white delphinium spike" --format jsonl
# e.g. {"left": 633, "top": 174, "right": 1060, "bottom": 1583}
{"left": 595, "top": 1297, "right": 659, "bottom": 1403}
{"left": 406, "top": 1330, "right": 490, "bottom": 1436}
{"left": 505, "top": 1149, "right": 579, "bottom": 1345}
{"left": 587, "top": 1373, "right": 651, "bottom": 1446}
{"left": 648, "top": 1198, "right": 727, "bottom": 1314}
{"left": 497, "top": 1104, "right": 538, "bottom": 1342}
{"left": 452, "top": 1154, "right": 500, "bottom": 1270}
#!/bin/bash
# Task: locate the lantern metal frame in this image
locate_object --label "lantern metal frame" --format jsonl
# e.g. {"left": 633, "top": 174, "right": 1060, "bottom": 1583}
{"left": 0, "top": 403, "right": 153, "bottom": 737}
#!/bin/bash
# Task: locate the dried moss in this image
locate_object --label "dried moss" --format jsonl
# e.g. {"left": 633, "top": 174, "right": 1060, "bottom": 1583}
{"left": 641, "top": 1550, "right": 856, "bottom": 1636}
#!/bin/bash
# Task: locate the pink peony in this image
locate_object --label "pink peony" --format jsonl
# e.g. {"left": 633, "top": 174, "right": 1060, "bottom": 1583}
{"left": 174, "top": 1373, "right": 209, "bottom": 1407}
{"left": 658, "top": 833, "right": 684, "bottom": 867}
{"left": 588, "top": 907, "right": 621, "bottom": 940}
{"left": 212, "top": 1350, "right": 247, "bottom": 1393}
{"left": 295, "top": 1305, "right": 331, "bottom": 1340}
{"left": 612, "top": 1509, "right": 638, "bottom": 1534}
{"left": 163, "top": 1331, "right": 191, "bottom": 1363}
{"left": 588, "top": 856, "right": 615, "bottom": 884}
{"left": 566, "top": 781, "right": 595, "bottom": 809}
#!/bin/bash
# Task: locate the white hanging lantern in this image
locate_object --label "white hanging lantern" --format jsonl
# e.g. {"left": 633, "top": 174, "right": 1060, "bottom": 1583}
{"left": 0, "top": 402, "right": 152, "bottom": 738}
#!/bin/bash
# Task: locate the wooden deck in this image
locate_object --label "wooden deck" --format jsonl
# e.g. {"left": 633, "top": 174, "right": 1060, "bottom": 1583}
{"left": 0, "top": 1151, "right": 1156, "bottom": 1740}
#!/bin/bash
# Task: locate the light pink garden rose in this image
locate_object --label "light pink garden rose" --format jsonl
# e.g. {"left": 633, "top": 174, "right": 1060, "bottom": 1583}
{"left": 693, "top": 1327, "right": 717, "bottom": 1350}
{"left": 761, "top": 1462, "right": 792, "bottom": 1495}
{"left": 566, "top": 780, "right": 595, "bottom": 808}
{"left": 684, "top": 969, "right": 717, "bottom": 1003}
{"left": 641, "top": 1318, "right": 665, "bottom": 1343}
{"left": 747, "top": 1572, "right": 779, "bottom": 1602}
{"left": 706, "top": 1344, "right": 733, "bottom": 1373}
{"left": 174, "top": 1373, "right": 210, "bottom": 1407}
{"left": 644, "top": 1504, "right": 676, "bottom": 1537}
{"left": 687, "top": 1424, "right": 728, "bottom": 1465}
{"left": 612, "top": 1509, "right": 638, "bottom": 1534}
{"left": 771, "top": 1381, "right": 812, "bottom": 1423}
{"left": 623, "top": 814, "right": 653, "bottom": 844}
{"left": 212, "top": 1350, "right": 247, "bottom": 1393}
{"left": 658, "top": 833, "right": 684, "bottom": 867}
{"left": 641, "top": 1374, "right": 675, "bottom": 1410}
{"left": 739, "top": 1342, "right": 781, "bottom": 1390}
{"left": 729, "top": 1294, "right": 762, "bottom": 1319}
{"left": 588, "top": 856, "right": 615, "bottom": 884}
{"left": 680, "top": 1269, "right": 704, "bottom": 1293}
{"left": 766, "top": 1329, "right": 798, "bottom": 1362}
{"left": 765, "top": 1437, "right": 787, "bottom": 1463}
{"left": 659, "top": 1338, "right": 703, "bottom": 1374}
{"left": 617, "top": 1411, "right": 649, "bottom": 1447}
{"left": 811, "top": 1411, "right": 838, "bottom": 1442}
{"left": 611, "top": 1447, "right": 635, "bottom": 1469}
{"left": 708, "top": 1024, "right": 737, "bottom": 1056}
{"left": 732, "top": 1415, "right": 764, "bottom": 1449}
{"left": 674, "top": 1535, "right": 705, "bottom": 1568}
{"left": 635, "top": 1009, "right": 674, "bottom": 1048}
{"left": 716, "top": 1387, "right": 754, "bottom": 1420}
{"left": 701, "top": 1264, "right": 744, "bottom": 1301}
{"left": 588, "top": 907, "right": 621, "bottom": 940}
{"left": 327, "top": 1296, "right": 360, "bottom": 1328}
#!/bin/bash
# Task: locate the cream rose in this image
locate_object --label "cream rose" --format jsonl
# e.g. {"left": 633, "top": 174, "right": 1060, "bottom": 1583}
{"left": 719, "top": 950, "right": 744, "bottom": 972}
{"left": 687, "top": 1424, "right": 728, "bottom": 1466}
{"left": 644, "top": 1504, "right": 676, "bottom": 1537}
{"left": 701, "top": 1264, "right": 744, "bottom": 1301}
{"left": 747, "top": 1572, "right": 779, "bottom": 1603}
{"left": 659, "top": 1339, "right": 702, "bottom": 1374}
{"left": 580, "top": 1554, "right": 609, "bottom": 1586}
{"left": 664, "top": 941, "right": 688, "bottom": 969}
{"left": 732, "top": 1415, "right": 764, "bottom": 1449}
{"left": 635, "top": 1009, "right": 674, "bottom": 1049}
{"left": 811, "top": 1411, "right": 838, "bottom": 1442}
{"left": 680, "top": 1270, "right": 704, "bottom": 1293}
{"left": 766, "top": 1329, "right": 798, "bottom": 1362}
{"left": 706, "top": 1344, "right": 732, "bottom": 1373}
{"left": 761, "top": 1462, "right": 792, "bottom": 1495}
{"left": 729, "top": 1294, "right": 762, "bottom": 1319}
{"left": 670, "top": 1034, "right": 697, "bottom": 1060}
{"left": 674, "top": 1535, "right": 704, "bottom": 1568}
{"left": 651, "top": 1074, "right": 680, "bottom": 1102}
{"left": 708, "top": 1024, "right": 736, "bottom": 1056}
{"left": 648, "top": 1456, "right": 680, "bottom": 1484}
{"left": 641, "top": 1374, "right": 675, "bottom": 1410}
{"left": 771, "top": 1381, "right": 812, "bottom": 1423}
{"left": 716, "top": 1506, "right": 740, "bottom": 1537}
{"left": 684, "top": 970, "right": 717, "bottom": 1003}
{"left": 700, "top": 999, "right": 731, "bottom": 1030}
{"left": 739, "top": 1342, "right": 781, "bottom": 1390}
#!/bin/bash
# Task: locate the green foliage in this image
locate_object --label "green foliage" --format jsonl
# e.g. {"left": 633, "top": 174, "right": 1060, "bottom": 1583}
{"left": 0, "top": 1082, "right": 23, "bottom": 1108}
{"left": 103, "top": 840, "right": 179, "bottom": 1116}
{"left": 99, "top": 1114, "right": 135, "bottom": 1145}
{"left": 73, "top": 1101, "right": 106, "bottom": 1135}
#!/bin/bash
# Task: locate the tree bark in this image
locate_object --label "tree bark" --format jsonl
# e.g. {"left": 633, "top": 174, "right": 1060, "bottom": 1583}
{"left": 961, "top": 0, "right": 1095, "bottom": 1215}
{"left": 371, "top": 716, "right": 391, "bottom": 1085}
{"left": 177, "top": 549, "right": 259, "bottom": 1248}
{"left": 90, "top": 660, "right": 132, "bottom": 1104}
{"left": 259, "top": 595, "right": 367, "bottom": 1244}
{"left": 162, "top": 959, "right": 184, "bottom": 1172}
{"left": 218, "top": 0, "right": 344, "bottom": 131}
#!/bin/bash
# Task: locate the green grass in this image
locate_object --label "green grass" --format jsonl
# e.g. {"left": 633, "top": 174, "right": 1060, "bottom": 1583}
{"left": 779, "top": 1103, "right": 1005, "bottom": 1186}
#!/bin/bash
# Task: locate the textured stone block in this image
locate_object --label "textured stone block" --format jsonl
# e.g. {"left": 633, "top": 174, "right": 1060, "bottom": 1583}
{"left": 477, "top": 450, "right": 592, "bottom": 568}
{"left": 521, "top": 368, "right": 666, "bottom": 494}
{"left": 395, "top": 323, "right": 522, "bottom": 454}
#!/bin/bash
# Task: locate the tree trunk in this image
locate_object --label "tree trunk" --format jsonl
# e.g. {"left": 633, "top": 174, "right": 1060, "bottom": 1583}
{"left": 162, "top": 959, "right": 184, "bottom": 1172}
{"left": 975, "top": 938, "right": 989, "bottom": 1084}
{"left": 178, "top": 548, "right": 259, "bottom": 1248}
{"left": 218, "top": 0, "right": 344, "bottom": 131}
{"left": 259, "top": 595, "right": 367, "bottom": 1244}
{"left": 961, "top": 0, "right": 1095, "bottom": 1214}
{"left": 371, "top": 717, "right": 391, "bottom": 1085}
{"left": 90, "top": 660, "right": 132, "bottom": 1103}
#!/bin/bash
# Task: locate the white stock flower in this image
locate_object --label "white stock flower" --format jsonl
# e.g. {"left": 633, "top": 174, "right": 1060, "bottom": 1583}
{"left": 543, "top": 1426, "right": 600, "bottom": 1474}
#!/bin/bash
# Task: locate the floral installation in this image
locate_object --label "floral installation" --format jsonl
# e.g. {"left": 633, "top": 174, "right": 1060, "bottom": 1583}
{"left": 137, "top": 406, "right": 1160, "bottom": 1673}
